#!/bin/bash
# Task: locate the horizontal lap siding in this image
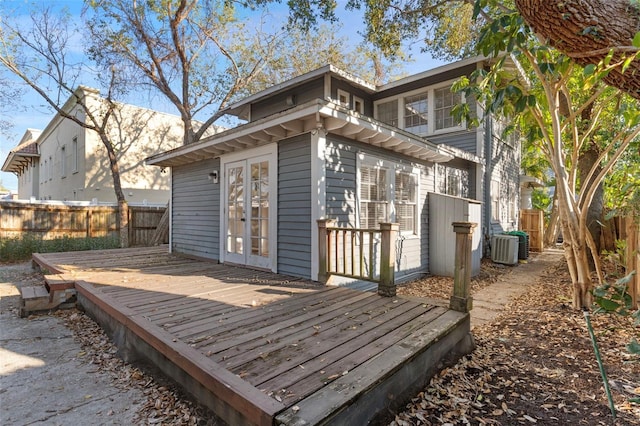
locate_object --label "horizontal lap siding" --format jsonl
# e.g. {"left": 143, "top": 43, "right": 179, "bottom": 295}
{"left": 325, "top": 140, "right": 357, "bottom": 226}
{"left": 278, "top": 135, "right": 312, "bottom": 278}
{"left": 171, "top": 158, "right": 220, "bottom": 260}
{"left": 326, "top": 135, "right": 435, "bottom": 282}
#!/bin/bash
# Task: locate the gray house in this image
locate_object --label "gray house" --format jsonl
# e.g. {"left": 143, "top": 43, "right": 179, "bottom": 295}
{"left": 147, "top": 56, "right": 520, "bottom": 283}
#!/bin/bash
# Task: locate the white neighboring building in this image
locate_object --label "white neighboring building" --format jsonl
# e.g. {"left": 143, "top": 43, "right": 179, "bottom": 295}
{"left": 2, "top": 87, "right": 185, "bottom": 204}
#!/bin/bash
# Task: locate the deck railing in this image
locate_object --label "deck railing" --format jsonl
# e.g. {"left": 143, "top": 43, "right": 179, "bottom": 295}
{"left": 317, "top": 219, "right": 398, "bottom": 296}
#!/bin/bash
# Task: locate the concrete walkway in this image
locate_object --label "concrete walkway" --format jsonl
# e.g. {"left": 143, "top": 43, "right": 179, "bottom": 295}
{"left": 471, "top": 248, "right": 564, "bottom": 329}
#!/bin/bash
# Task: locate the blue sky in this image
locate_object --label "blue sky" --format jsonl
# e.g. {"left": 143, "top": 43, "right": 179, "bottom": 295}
{"left": 0, "top": 0, "right": 445, "bottom": 191}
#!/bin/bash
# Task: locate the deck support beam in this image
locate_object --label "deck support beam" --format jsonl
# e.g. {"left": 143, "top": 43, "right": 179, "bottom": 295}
{"left": 450, "top": 221, "right": 477, "bottom": 313}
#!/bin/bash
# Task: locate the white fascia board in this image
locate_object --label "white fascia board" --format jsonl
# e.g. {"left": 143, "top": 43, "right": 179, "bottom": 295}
{"left": 378, "top": 56, "right": 488, "bottom": 91}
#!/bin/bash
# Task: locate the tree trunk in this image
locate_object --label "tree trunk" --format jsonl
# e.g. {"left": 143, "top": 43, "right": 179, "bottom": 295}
{"left": 578, "top": 144, "right": 604, "bottom": 269}
{"left": 545, "top": 186, "right": 560, "bottom": 246}
{"left": 515, "top": 0, "right": 640, "bottom": 100}
{"left": 100, "top": 133, "right": 129, "bottom": 248}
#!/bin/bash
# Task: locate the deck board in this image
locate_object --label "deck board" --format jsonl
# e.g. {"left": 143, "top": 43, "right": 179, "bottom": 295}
{"left": 34, "top": 247, "right": 472, "bottom": 425}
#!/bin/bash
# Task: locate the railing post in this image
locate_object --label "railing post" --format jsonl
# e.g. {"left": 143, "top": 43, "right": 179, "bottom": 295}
{"left": 317, "top": 218, "right": 336, "bottom": 284}
{"left": 450, "top": 221, "right": 477, "bottom": 313}
{"left": 379, "top": 222, "right": 399, "bottom": 297}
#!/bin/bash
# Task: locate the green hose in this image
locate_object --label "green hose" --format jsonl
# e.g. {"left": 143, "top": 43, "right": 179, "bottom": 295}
{"left": 583, "top": 309, "right": 616, "bottom": 420}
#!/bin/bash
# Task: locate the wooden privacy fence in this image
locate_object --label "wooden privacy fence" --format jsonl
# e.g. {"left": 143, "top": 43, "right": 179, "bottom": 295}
{"left": 520, "top": 209, "right": 544, "bottom": 251}
{"left": 0, "top": 201, "right": 166, "bottom": 246}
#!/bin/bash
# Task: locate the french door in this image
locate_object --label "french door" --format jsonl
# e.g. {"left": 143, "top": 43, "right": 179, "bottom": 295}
{"left": 223, "top": 152, "right": 274, "bottom": 270}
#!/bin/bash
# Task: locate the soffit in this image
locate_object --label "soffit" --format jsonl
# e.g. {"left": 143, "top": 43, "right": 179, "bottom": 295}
{"left": 146, "top": 99, "right": 456, "bottom": 168}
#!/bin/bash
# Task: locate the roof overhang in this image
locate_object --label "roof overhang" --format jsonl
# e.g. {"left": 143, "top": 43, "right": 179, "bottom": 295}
{"left": 146, "top": 100, "right": 456, "bottom": 168}
{"left": 1, "top": 151, "right": 40, "bottom": 174}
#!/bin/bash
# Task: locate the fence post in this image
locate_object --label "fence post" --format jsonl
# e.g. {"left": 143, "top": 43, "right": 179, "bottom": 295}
{"left": 317, "top": 219, "right": 336, "bottom": 284}
{"left": 379, "top": 222, "right": 399, "bottom": 297}
{"left": 450, "top": 221, "right": 477, "bottom": 313}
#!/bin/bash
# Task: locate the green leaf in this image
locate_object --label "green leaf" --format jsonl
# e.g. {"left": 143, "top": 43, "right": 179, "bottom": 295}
{"left": 583, "top": 64, "right": 596, "bottom": 76}
{"left": 633, "top": 31, "right": 640, "bottom": 48}
{"left": 595, "top": 297, "right": 621, "bottom": 312}
{"left": 627, "top": 339, "right": 640, "bottom": 355}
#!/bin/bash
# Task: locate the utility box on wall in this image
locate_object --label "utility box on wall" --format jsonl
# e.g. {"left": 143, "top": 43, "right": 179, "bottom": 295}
{"left": 429, "top": 193, "right": 482, "bottom": 277}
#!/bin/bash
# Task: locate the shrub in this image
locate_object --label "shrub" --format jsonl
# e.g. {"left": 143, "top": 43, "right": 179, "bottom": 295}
{"left": 0, "top": 233, "right": 120, "bottom": 263}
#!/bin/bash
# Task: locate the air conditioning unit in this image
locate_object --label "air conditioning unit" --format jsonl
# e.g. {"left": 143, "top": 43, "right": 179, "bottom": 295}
{"left": 491, "top": 235, "right": 519, "bottom": 265}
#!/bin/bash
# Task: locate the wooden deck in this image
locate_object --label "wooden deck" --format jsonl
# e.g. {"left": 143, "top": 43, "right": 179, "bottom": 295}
{"left": 33, "top": 246, "right": 474, "bottom": 426}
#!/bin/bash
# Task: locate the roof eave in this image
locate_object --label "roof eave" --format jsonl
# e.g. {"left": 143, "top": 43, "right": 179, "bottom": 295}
{"left": 147, "top": 100, "right": 455, "bottom": 168}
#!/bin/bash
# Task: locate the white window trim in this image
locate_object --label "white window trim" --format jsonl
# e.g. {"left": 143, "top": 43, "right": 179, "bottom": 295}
{"left": 373, "top": 78, "right": 466, "bottom": 137}
{"left": 72, "top": 136, "right": 79, "bottom": 174}
{"left": 60, "top": 145, "right": 67, "bottom": 178}
{"left": 356, "top": 152, "right": 420, "bottom": 237}
{"left": 353, "top": 95, "right": 364, "bottom": 114}
{"left": 490, "top": 179, "right": 501, "bottom": 223}
{"left": 336, "top": 89, "right": 350, "bottom": 108}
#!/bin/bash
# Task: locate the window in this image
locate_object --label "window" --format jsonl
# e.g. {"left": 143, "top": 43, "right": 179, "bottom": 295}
{"left": 72, "top": 137, "right": 78, "bottom": 173}
{"left": 353, "top": 96, "right": 364, "bottom": 114}
{"left": 60, "top": 145, "right": 66, "bottom": 178}
{"left": 337, "top": 89, "right": 350, "bottom": 108}
{"left": 404, "top": 92, "right": 429, "bottom": 135}
{"left": 359, "top": 166, "right": 388, "bottom": 229}
{"left": 375, "top": 81, "right": 464, "bottom": 136}
{"left": 434, "top": 86, "right": 462, "bottom": 130}
{"left": 491, "top": 180, "right": 500, "bottom": 222}
{"left": 508, "top": 185, "right": 517, "bottom": 223}
{"left": 358, "top": 155, "right": 419, "bottom": 234}
{"left": 395, "top": 171, "right": 417, "bottom": 233}
{"left": 377, "top": 100, "right": 398, "bottom": 127}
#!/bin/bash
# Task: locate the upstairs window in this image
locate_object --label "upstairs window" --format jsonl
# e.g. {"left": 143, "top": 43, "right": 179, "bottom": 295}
{"left": 404, "top": 92, "right": 428, "bottom": 135}
{"left": 375, "top": 81, "right": 464, "bottom": 136}
{"left": 337, "top": 89, "right": 350, "bottom": 108}
{"left": 434, "top": 86, "right": 461, "bottom": 130}
{"left": 72, "top": 136, "right": 79, "bottom": 173}
{"left": 60, "top": 145, "right": 67, "bottom": 178}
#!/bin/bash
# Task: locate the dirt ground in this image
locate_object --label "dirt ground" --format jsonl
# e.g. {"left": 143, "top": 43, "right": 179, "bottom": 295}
{"left": 1, "top": 254, "right": 639, "bottom": 425}
{"left": 394, "top": 255, "right": 640, "bottom": 425}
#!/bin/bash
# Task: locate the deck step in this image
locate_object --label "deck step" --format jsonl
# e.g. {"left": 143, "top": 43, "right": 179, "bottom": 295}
{"left": 19, "top": 278, "right": 77, "bottom": 317}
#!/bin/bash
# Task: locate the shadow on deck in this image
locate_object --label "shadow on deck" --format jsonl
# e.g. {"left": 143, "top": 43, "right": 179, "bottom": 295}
{"left": 32, "top": 246, "right": 474, "bottom": 425}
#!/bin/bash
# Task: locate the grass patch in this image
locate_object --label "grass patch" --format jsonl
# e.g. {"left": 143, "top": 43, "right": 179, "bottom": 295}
{"left": 0, "top": 233, "right": 121, "bottom": 263}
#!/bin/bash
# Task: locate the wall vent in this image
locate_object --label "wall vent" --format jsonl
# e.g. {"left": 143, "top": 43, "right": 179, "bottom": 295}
{"left": 491, "top": 235, "right": 519, "bottom": 265}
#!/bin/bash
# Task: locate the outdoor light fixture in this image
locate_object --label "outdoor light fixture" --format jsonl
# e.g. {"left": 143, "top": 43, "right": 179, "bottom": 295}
{"left": 208, "top": 170, "right": 219, "bottom": 184}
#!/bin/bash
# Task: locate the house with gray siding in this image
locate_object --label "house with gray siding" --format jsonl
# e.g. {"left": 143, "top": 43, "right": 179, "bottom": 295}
{"left": 147, "top": 57, "right": 520, "bottom": 283}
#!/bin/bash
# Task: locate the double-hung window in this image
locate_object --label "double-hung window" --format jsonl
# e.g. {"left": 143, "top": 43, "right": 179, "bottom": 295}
{"left": 358, "top": 155, "right": 419, "bottom": 235}
{"left": 359, "top": 166, "right": 388, "bottom": 229}
{"left": 404, "top": 92, "right": 429, "bottom": 135}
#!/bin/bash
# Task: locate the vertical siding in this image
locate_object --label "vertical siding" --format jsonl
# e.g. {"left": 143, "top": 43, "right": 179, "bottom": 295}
{"left": 171, "top": 158, "right": 220, "bottom": 260}
{"left": 278, "top": 134, "right": 312, "bottom": 278}
{"left": 429, "top": 193, "right": 482, "bottom": 277}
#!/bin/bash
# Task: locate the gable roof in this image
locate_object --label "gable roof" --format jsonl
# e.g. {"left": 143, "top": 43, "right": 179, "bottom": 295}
{"left": 146, "top": 99, "right": 456, "bottom": 168}
{"left": 225, "top": 65, "right": 377, "bottom": 120}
